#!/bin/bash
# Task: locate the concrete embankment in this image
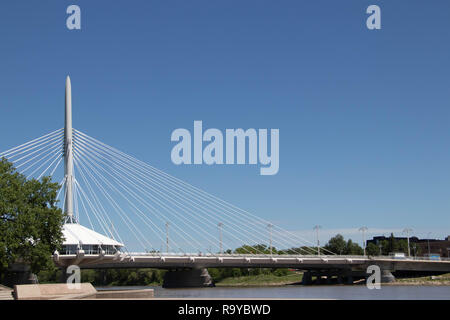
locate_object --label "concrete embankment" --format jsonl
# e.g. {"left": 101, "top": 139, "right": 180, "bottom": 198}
{"left": 13, "top": 283, "right": 154, "bottom": 300}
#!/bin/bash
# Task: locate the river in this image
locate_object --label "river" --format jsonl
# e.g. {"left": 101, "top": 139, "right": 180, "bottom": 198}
{"left": 96, "top": 285, "right": 450, "bottom": 300}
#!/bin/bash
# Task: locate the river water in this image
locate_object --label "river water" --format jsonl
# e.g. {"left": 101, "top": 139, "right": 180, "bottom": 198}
{"left": 96, "top": 285, "right": 450, "bottom": 300}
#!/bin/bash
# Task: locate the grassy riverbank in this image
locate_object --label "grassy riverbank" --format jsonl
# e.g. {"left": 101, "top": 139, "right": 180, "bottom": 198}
{"left": 215, "top": 273, "right": 450, "bottom": 287}
{"left": 393, "top": 273, "right": 450, "bottom": 286}
{"left": 215, "top": 272, "right": 303, "bottom": 287}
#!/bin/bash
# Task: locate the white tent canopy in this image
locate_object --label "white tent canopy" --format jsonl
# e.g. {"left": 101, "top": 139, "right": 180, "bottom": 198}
{"left": 62, "top": 223, "right": 124, "bottom": 247}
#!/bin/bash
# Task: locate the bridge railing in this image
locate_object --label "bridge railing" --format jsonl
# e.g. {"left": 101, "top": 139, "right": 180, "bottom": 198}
{"left": 128, "top": 252, "right": 344, "bottom": 258}
{"left": 126, "top": 252, "right": 450, "bottom": 261}
{"left": 369, "top": 255, "right": 450, "bottom": 262}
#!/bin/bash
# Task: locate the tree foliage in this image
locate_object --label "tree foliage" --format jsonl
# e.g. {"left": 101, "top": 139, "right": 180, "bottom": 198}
{"left": 0, "top": 158, "right": 65, "bottom": 275}
{"left": 323, "top": 234, "right": 364, "bottom": 255}
{"left": 366, "top": 242, "right": 380, "bottom": 256}
{"left": 234, "top": 244, "right": 276, "bottom": 255}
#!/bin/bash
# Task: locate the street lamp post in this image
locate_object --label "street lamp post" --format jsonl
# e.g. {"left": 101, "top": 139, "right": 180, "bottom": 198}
{"left": 267, "top": 224, "right": 273, "bottom": 256}
{"left": 359, "top": 227, "right": 368, "bottom": 256}
{"left": 403, "top": 228, "right": 413, "bottom": 257}
{"left": 165, "top": 222, "right": 170, "bottom": 253}
{"left": 313, "top": 225, "right": 322, "bottom": 256}
{"left": 218, "top": 222, "right": 224, "bottom": 254}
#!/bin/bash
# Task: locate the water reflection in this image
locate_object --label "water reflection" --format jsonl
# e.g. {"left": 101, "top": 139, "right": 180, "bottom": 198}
{"left": 96, "top": 285, "right": 450, "bottom": 300}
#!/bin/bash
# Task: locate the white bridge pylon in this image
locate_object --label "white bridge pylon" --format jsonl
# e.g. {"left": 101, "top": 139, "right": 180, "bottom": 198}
{"left": 0, "top": 77, "right": 337, "bottom": 262}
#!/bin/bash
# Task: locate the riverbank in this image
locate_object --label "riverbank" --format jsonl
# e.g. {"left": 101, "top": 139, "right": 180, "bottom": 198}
{"left": 214, "top": 272, "right": 450, "bottom": 287}
{"left": 389, "top": 273, "right": 450, "bottom": 286}
{"left": 215, "top": 272, "right": 303, "bottom": 287}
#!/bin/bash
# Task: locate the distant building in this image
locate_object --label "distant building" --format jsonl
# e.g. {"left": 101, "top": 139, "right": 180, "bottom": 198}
{"left": 367, "top": 235, "right": 450, "bottom": 258}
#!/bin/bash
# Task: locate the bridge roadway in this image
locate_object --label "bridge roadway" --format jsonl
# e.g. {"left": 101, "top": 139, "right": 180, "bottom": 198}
{"left": 54, "top": 252, "right": 450, "bottom": 274}
{"left": 53, "top": 252, "right": 450, "bottom": 286}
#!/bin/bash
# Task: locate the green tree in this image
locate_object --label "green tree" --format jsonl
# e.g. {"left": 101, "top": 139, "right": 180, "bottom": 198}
{"left": 366, "top": 243, "right": 380, "bottom": 256}
{"left": 323, "top": 234, "right": 363, "bottom": 255}
{"left": 234, "top": 244, "right": 276, "bottom": 255}
{"left": 379, "top": 239, "right": 389, "bottom": 255}
{"left": 324, "top": 234, "right": 347, "bottom": 254}
{"left": 345, "top": 239, "right": 364, "bottom": 255}
{"left": 387, "top": 233, "right": 398, "bottom": 253}
{"left": 0, "top": 158, "right": 64, "bottom": 275}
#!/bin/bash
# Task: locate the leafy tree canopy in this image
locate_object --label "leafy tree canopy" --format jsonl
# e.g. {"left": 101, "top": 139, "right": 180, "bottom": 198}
{"left": 323, "top": 234, "right": 346, "bottom": 254}
{"left": 0, "top": 158, "right": 65, "bottom": 275}
{"left": 324, "top": 234, "right": 364, "bottom": 255}
{"left": 234, "top": 244, "right": 276, "bottom": 255}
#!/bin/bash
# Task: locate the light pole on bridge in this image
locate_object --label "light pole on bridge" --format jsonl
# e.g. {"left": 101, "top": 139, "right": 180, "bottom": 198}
{"left": 267, "top": 224, "right": 273, "bottom": 256}
{"left": 359, "top": 227, "right": 368, "bottom": 256}
{"left": 403, "top": 228, "right": 413, "bottom": 257}
{"left": 313, "top": 225, "right": 321, "bottom": 256}
{"left": 165, "top": 222, "right": 170, "bottom": 253}
{"left": 427, "top": 232, "right": 432, "bottom": 257}
{"left": 218, "top": 222, "right": 224, "bottom": 254}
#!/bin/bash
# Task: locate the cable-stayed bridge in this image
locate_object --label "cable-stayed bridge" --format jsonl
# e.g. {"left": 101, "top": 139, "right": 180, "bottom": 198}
{"left": 1, "top": 77, "right": 449, "bottom": 286}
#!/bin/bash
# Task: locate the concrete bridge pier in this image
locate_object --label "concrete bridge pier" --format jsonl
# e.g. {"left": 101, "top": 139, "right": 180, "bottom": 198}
{"left": 162, "top": 268, "right": 215, "bottom": 288}
{"left": 341, "top": 269, "right": 354, "bottom": 285}
{"left": 301, "top": 271, "right": 312, "bottom": 285}
{"left": 380, "top": 269, "right": 396, "bottom": 283}
{"left": 365, "top": 263, "right": 396, "bottom": 283}
{"left": 346, "top": 275, "right": 354, "bottom": 284}
{"left": 325, "top": 273, "right": 333, "bottom": 284}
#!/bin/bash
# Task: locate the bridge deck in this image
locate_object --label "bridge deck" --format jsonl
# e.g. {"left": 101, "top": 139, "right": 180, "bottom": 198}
{"left": 54, "top": 253, "right": 450, "bottom": 273}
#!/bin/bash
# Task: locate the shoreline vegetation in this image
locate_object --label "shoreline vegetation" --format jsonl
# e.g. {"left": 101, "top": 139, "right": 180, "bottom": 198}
{"left": 215, "top": 272, "right": 303, "bottom": 287}
{"left": 41, "top": 269, "right": 449, "bottom": 288}
{"left": 391, "top": 274, "right": 450, "bottom": 286}
{"left": 214, "top": 272, "right": 450, "bottom": 287}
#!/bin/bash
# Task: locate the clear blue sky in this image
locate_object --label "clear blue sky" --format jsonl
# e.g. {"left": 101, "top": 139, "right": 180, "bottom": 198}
{"left": 0, "top": 1, "right": 449, "bottom": 244}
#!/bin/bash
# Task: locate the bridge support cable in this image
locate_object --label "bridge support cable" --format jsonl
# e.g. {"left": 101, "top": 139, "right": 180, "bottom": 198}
{"left": 73, "top": 135, "right": 281, "bottom": 255}
{"left": 73, "top": 177, "right": 132, "bottom": 256}
{"left": 26, "top": 146, "right": 63, "bottom": 179}
{"left": 0, "top": 131, "right": 64, "bottom": 190}
{"left": 73, "top": 130, "right": 331, "bottom": 255}
{"left": 73, "top": 132, "right": 310, "bottom": 255}
{"left": 74, "top": 177, "right": 126, "bottom": 250}
{"left": 73, "top": 176, "right": 110, "bottom": 237}
{"left": 73, "top": 131, "right": 313, "bottom": 253}
{"left": 39, "top": 154, "right": 63, "bottom": 181}
{"left": 73, "top": 132, "right": 272, "bottom": 253}
{"left": 56, "top": 176, "right": 66, "bottom": 200}
{"left": 0, "top": 128, "right": 63, "bottom": 159}
{"left": 73, "top": 181, "right": 93, "bottom": 230}
{"left": 1, "top": 127, "right": 338, "bottom": 255}
{"left": 75, "top": 130, "right": 324, "bottom": 254}
{"left": 74, "top": 135, "right": 292, "bottom": 255}
{"left": 73, "top": 160, "right": 119, "bottom": 237}
{"left": 73, "top": 137, "right": 265, "bottom": 255}
{"left": 74, "top": 153, "right": 180, "bottom": 252}
{"left": 8, "top": 136, "right": 62, "bottom": 168}
{"left": 10, "top": 137, "right": 62, "bottom": 168}
{"left": 73, "top": 157, "right": 152, "bottom": 252}
{"left": 73, "top": 169, "right": 122, "bottom": 243}
{"left": 74, "top": 149, "right": 227, "bottom": 255}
